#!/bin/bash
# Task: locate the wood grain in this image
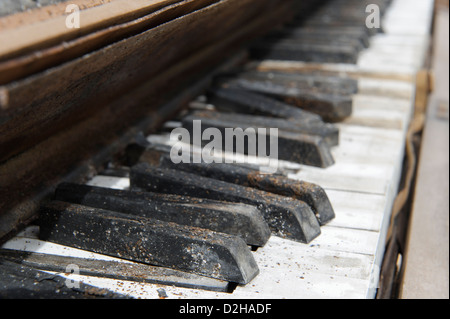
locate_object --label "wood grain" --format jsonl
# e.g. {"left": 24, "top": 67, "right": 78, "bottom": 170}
{"left": 0, "top": 0, "right": 182, "bottom": 60}
{"left": 0, "top": 0, "right": 215, "bottom": 85}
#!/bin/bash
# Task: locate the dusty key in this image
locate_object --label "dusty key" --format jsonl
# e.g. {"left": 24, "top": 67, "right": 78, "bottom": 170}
{"left": 221, "top": 76, "right": 353, "bottom": 122}
{"left": 207, "top": 87, "right": 323, "bottom": 124}
{"left": 263, "top": 34, "right": 365, "bottom": 52}
{"left": 250, "top": 40, "right": 360, "bottom": 64}
{"left": 234, "top": 71, "right": 359, "bottom": 96}
{"left": 0, "top": 258, "right": 126, "bottom": 299}
{"left": 181, "top": 111, "right": 335, "bottom": 167}
{"left": 273, "top": 27, "right": 371, "bottom": 48}
{"left": 130, "top": 164, "right": 321, "bottom": 243}
{"left": 183, "top": 109, "right": 339, "bottom": 148}
{"left": 54, "top": 183, "right": 271, "bottom": 247}
{"left": 157, "top": 155, "right": 335, "bottom": 225}
{"left": 38, "top": 201, "right": 260, "bottom": 284}
{"left": 0, "top": 249, "right": 230, "bottom": 292}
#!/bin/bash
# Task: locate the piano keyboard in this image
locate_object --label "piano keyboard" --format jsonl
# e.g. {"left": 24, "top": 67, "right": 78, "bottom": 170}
{"left": 1, "top": 0, "right": 434, "bottom": 299}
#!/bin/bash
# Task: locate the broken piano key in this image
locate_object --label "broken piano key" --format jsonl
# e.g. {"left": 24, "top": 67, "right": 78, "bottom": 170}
{"left": 130, "top": 164, "right": 321, "bottom": 243}
{"left": 38, "top": 201, "right": 260, "bottom": 284}
{"left": 154, "top": 154, "right": 335, "bottom": 225}
{"left": 54, "top": 182, "right": 271, "bottom": 247}
{"left": 0, "top": 258, "right": 126, "bottom": 299}
{"left": 0, "top": 249, "right": 230, "bottom": 292}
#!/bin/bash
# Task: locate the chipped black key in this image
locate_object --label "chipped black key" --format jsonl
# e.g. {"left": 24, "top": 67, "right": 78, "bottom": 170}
{"left": 221, "top": 74, "right": 353, "bottom": 122}
{"left": 54, "top": 183, "right": 271, "bottom": 247}
{"left": 0, "top": 249, "right": 230, "bottom": 292}
{"left": 38, "top": 201, "right": 260, "bottom": 284}
{"left": 130, "top": 164, "right": 321, "bottom": 243}
{"left": 207, "top": 87, "right": 323, "bottom": 124}
{"left": 156, "top": 155, "right": 335, "bottom": 225}
{"left": 0, "top": 258, "right": 126, "bottom": 299}
{"left": 181, "top": 110, "right": 335, "bottom": 167}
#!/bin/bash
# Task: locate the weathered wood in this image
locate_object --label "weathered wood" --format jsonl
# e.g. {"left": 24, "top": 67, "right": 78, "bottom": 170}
{"left": 0, "top": 0, "right": 296, "bottom": 242}
{"left": 54, "top": 182, "right": 271, "bottom": 247}
{"left": 0, "top": 0, "right": 78, "bottom": 18}
{"left": 38, "top": 201, "right": 260, "bottom": 284}
{"left": 0, "top": 0, "right": 183, "bottom": 61}
{"left": 0, "top": 0, "right": 216, "bottom": 85}
{"left": 0, "top": 0, "right": 294, "bottom": 162}
{"left": 130, "top": 164, "right": 321, "bottom": 243}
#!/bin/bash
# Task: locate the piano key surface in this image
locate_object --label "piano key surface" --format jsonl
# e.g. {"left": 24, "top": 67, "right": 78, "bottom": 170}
{"left": 1, "top": 0, "right": 435, "bottom": 299}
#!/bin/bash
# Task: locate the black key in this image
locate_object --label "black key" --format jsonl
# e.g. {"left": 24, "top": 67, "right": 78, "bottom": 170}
{"left": 272, "top": 27, "right": 370, "bottom": 48}
{"left": 142, "top": 142, "right": 291, "bottom": 176}
{"left": 207, "top": 87, "right": 323, "bottom": 124}
{"left": 54, "top": 183, "right": 271, "bottom": 247}
{"left": 184, "top": 109, "right": 339, "bottom": 148}
{"left": 156, "top": 155, "right": 335, "bottom": 225}
{"left": 262, "top": 33, "right": 366, "bottom": 51}
{"left": 221, "top": 75, "right": 353, "bottom": 122}
{"left": 130, "top": 164, "right": 321, "bottom": 243}
{"left": 38, "top": 201, "right": 260, "bottom": 284}
{"left": 181, "top": 111, "right": 335, "bottom": 167}
{"left": 250, "top": 41, "right": 359, "bottom": 64}
{"left": 0, "top": 249, "right": 230, "bottom": 292}
{"left": 302, "top": 20, "right": 378, "bottom": 35}
{"left": 0, "top": 258, "right": 126, "bottom": 299}
{"left": 233, "top": 71, "right": 358, "bottom": 96}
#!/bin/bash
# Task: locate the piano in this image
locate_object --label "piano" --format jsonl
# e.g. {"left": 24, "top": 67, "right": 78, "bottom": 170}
{"left": 0, "top": 0, "right": 436, "bottom": 299}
